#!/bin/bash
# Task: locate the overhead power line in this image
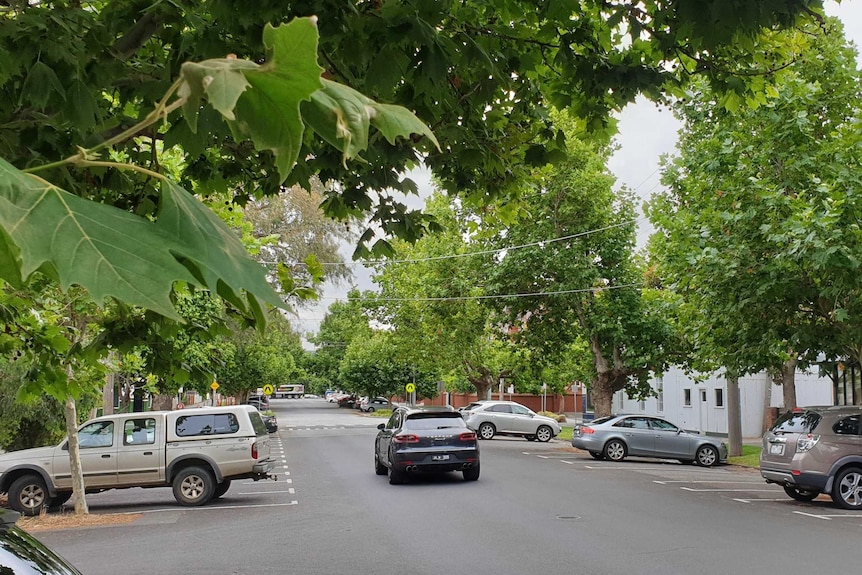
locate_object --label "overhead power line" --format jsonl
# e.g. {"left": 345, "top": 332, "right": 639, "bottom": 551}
{"left": 314, "top": 282, "right": 643, "bottom": 303}
{"left": 266, "top": 216, "right": 645, "bottom": 268}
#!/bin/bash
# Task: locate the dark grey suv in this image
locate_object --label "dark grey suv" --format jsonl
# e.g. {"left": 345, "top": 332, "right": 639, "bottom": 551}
{"left": 760, "top": 406, "right": 862, "bottom": 509}
{"left": 374, "top": 406, "right": 479, "bottom": 484}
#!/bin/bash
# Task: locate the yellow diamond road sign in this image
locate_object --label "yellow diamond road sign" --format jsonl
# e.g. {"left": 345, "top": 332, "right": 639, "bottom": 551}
{"left": 405, "top": 383, "right": 416, "bottom": 393}
{"left": 262, "top": 384, "right": 274, "bottom": 396}
{"left": 210, "top": 381, "right": 219, "bottom": 391}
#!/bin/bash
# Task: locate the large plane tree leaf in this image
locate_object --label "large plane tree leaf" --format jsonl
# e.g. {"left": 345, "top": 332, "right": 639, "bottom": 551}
{"left": 178, "top": 18, "right": 439, "bottom": 181}
{"left": 0, "top": 159, "right": 283, "bottom": 322}
{"left": 303, "top": 79, "right": 440, "bottom": 166}
{"left": 178, "top": 18, "right": 324, "bottom": 183}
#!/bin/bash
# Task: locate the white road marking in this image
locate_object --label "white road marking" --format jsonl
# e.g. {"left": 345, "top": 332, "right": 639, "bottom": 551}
{"left": 654, "top": 480, "right": 764, "bottom": 485}
{"left": 560, "top": 460, "right": 575, "bottom": 465}
{"left": 680, "top": 487, "right": 777, "bottom": 492}
{"left": 793, "top": 511, "right": 832, "bottom": 520}
{"left": 733, "top": 498, "right": 789, "bottom": 503}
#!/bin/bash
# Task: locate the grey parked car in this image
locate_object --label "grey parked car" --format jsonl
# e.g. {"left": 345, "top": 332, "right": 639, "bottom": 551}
{"left": 571, "top": 414, "right": 727, "bottom": 466}
{"left": 461, "top": 400, "right": 561, "bottom": 442}
{"left": 761, "top": 405, "right": 862, "bottom": 509}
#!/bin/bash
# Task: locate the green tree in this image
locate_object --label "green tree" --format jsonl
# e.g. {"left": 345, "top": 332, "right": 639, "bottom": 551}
{"left": 647, "top": 19, "right": 861, "bottom": 443}
{"left": 339, "top": 331, "right": 438, "bottom": 401}
{"left": 307, "top": 291, "right": 374, "bottom": 387}
{"left": 368, "top": 192, "right": 522, "bottom": 399}
{"left": 486, "top": 137, "right": 672, "bottom": 416}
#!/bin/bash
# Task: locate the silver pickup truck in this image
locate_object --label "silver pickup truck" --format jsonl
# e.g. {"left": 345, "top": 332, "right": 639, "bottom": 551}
{"left": 0, "top": 405, "right": 276, "bottom": 515}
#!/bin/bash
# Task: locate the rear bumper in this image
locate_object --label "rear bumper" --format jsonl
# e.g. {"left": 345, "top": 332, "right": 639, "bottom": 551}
{"left": 392, "top": 450, "right": 479, "bottom": 473}
{"left": 760, "top": 467, "right": 829, "bottom": 492}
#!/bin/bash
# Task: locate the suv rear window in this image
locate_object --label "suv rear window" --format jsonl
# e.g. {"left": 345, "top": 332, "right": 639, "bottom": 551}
{"left": 771, "top": 411, "right": 822, "bottom": 433}
{"left": 176, "top": 413, "right": 240, "bottom": 436}
{"left": 404, "top": 414, "right": 468, "bottom": 430}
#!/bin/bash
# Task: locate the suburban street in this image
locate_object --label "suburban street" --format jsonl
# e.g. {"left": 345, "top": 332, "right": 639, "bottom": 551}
{"left": 37, "top": 398, "right": 862, "bottom": 575}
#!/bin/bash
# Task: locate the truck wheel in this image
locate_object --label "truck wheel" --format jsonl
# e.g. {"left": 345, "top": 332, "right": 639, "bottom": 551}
{"left": 212, "top": 479, "right": 232, "bottom": 500}
{"left": 9, "top": 475, "right": 49, "bottom": 516}
{"left": 172, "top": 466, "right": 215, "bottom": 506}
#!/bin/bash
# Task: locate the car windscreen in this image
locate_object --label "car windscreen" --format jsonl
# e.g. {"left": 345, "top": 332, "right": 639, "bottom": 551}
{"left": 771, "top": 411, "right": 822, "bottom": 433}
{"left": 589, "top": 416, "right": 616, "bottom": 426}
{"left": 404, "top": 414, "right": 467, "bottom": 430}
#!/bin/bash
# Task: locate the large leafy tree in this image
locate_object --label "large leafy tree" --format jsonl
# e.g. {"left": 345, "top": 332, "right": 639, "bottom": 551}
{"left": 368, "top": 192, "right": 522, "bottom": 399}
{"left": 0, "top": 1, "right": 826, "bottom": 266}
{"left": 486, "top": 137, "right": 673, "bottom": 416}
{"left": 339, "top": 330, "right": 438, "bottom": 401}
{"left": 307, "top": 290, "right": 374, "bottom": 388}
{"left": 647, "top": 19, "right": 861, "bottom": 420}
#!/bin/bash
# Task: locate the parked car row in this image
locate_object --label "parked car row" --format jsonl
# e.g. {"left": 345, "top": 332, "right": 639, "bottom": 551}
{"left": 330, "top": 394, "right": 392, "bottom": 412}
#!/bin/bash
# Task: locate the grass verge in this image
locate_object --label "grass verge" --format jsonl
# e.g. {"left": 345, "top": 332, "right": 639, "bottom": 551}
{"left": 728, "top": 445, "right": 761, "bottom": 468}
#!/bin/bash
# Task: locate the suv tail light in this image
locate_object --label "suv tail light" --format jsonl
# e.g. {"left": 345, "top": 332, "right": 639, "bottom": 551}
{"left": 459, "top": 432, "right": 477, "bottom": 441}
{"left": 796, "top": 434, "right": 820, "bottom": 453}
{"left": 393, "top": 434, "right": 419, "bottom": 444}
{"left": 251, "top": 442, "right": 259, "bottom": 459}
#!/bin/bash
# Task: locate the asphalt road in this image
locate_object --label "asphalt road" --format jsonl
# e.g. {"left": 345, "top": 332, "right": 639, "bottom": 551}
{"left": 37, "top": 399, "right": 862, "bottom": 575}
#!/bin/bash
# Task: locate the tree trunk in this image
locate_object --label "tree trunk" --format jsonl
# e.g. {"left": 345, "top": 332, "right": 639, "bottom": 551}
{"left": 780, "top": 358, "right": 797, "bottom": 411}
{"left": 590, "top": 380, "right": 615, "bottom": 418}
{"left": 64, "top": 395, "right": 89, "bottom": 515}
{"left": 152, "top": 393, "right": 172, "bottom": 411}
{"left": 762, "top": 375, "right": 774, "bottom": 436}
{"left": 726, "top": 374, "right": 742, "bottom": 458}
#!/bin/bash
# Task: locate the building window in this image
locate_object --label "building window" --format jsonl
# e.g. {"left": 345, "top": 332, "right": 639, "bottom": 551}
{"left": 683, "top": 388, "right": 691, "bottom": 407}
{"left": 618, "top": 391, "right": 625, "bottom": 410}
{"left": 715, "top": 388, "right": 724, "bottom": 408}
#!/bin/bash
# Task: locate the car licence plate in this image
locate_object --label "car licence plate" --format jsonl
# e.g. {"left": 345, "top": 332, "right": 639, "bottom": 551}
{"left": 432, "top": 455, "right": 450, "bottom": 461}
{"left": 769, "top": 444, "right": 784, "bottom": 456}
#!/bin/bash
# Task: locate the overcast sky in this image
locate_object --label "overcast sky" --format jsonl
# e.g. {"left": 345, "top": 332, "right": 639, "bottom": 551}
{"left": 291, "top": 2, "right": 862, "bottom": 346}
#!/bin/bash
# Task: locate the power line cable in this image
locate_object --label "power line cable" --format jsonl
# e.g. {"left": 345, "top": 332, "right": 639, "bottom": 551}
{"left": 265, "top": 216, "right": 645, "bottom": 268}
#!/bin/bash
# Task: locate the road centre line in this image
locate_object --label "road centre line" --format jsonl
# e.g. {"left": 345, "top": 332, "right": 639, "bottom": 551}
{"left": 560, "top": 460, "right": 575, "bottom": 464}
{"left": 732, "top": 498, "right": 792, "bottom": 504}
{"left": 584, "top": 465, "right": 674, "bottom": 471}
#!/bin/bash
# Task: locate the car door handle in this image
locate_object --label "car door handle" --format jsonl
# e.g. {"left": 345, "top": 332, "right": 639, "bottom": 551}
{"left": 101, "top": 454, "right": 111, "bottom": 458}
{"left": 143, "top": 452, "right": 153, "bottom": 456}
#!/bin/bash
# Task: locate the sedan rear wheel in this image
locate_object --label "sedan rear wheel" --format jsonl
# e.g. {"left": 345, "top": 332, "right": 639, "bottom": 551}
{"left": 536, "top": 425, "right": 553, "bottom": 442}
{"left": 478, "top": 422, "right": 496, "bottom": 440}
{"left": 783, "top": 485, "right": 819, "bottom": 502}
{"left": 832, "top": 467, "right": 862, "bottom": 509}
{"left": 604, "top": 439, "right": 627, "bottom": 462}
{"left": 695, "top": 445, "right": 718, "bottom": 467}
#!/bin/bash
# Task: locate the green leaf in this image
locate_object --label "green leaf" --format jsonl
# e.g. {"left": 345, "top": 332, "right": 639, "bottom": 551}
{"left": 155, "top": 181, "right": 285, "bottom": 324}
{"left": 178, "top": 18, "right": 324, "bottom": 181}
{"left": 19, "top": 61, "right": 66, "bottom": 109}
{"left": 303, "top": 79, "right": 440, "bottom": 167}
{"left": 0, "top": 159, "right": 194, "bottom": 320}
{"left": 0, "top": 159, "right": 285, "bottom": 323}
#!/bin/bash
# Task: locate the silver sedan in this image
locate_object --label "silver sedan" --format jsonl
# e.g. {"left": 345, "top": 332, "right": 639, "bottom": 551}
{"left": 571, "top": 414, "right": 728, "bottom": 466}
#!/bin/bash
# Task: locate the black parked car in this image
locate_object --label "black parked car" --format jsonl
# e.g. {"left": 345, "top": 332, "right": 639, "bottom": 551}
{"left": 374, "top": 405, "right": 480, "bottom": 484}
{"left": 0, "top": 509, "right": 82, "bottom": 574}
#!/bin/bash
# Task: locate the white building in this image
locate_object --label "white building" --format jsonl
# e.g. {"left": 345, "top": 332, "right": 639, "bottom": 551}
{"left": 610, "top": 366, "right": 835, "bottom": 439}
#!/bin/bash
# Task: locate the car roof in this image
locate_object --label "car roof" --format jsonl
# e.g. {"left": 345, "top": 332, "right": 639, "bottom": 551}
{"left": 397, "top": 405, "right": 456, "bottom": 416}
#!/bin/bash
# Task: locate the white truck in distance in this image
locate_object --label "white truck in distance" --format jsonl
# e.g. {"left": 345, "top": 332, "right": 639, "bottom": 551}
{"left": 273, "top": 384, "right": 304, "bottom": 399}
{"left": 0, "top": 405, "right": 276, "bottom": 515}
